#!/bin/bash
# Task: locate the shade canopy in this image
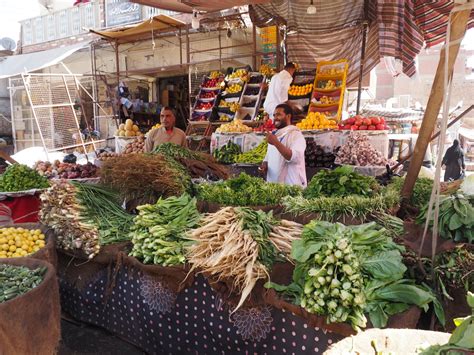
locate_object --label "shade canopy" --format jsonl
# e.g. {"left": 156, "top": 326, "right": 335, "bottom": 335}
{"left": 0, "top": 41, "right": 90, "bottom": 79}
{"left": 130, "top": 0, "right": 269, "bottom": 13}
{"left": 90, "top": 14, "right": 185, "bottom": 43}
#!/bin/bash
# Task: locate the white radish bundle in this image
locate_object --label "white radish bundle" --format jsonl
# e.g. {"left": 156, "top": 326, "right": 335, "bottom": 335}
{"left": 186, "top": 207, "right": 302, "bottom": 312}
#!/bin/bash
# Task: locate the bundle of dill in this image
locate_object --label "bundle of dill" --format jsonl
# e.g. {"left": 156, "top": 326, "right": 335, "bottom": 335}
{"left": 100, "top": 154, "right": 191, "bottom": 204}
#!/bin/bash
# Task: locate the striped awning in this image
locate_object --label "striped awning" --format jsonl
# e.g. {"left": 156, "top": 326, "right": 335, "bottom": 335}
{"left": 250, "top": 0, "right": 474, "bottom": 80}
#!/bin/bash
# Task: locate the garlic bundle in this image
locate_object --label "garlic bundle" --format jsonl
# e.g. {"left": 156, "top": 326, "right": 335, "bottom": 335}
{"left": 336, "top": 133, "right": 389, "bottom": 166}
{"left": 39, "top": 180, "right": 100, "bottom": 258}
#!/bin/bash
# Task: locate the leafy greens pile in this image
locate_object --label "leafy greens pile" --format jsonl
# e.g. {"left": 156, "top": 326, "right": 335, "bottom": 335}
{"left": 389, "top": 177, "right": 433, "bottom": 210}
{"left": 129, "top": 194, "right": 201, "bottom": 266}
{"left": 417, "top": 193, "right": 474, "bottom": 243}
{"left": 194, "top": 173, "right": 302, "bottom": 206}
{"left": 304, "top": 166, "right": 378, "bottom": 199}
{"left": 266, "top": 221, "right": 444, "bottom": 330}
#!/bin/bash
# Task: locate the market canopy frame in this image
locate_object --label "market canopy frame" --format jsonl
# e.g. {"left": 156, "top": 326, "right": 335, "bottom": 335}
{"left": 90, "top": 14, "right": 186, "bottom": 44}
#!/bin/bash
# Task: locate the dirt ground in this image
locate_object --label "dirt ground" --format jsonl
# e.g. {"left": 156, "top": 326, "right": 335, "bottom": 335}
{"left": 58, "top": 318, "right": 145, "bottom": 355}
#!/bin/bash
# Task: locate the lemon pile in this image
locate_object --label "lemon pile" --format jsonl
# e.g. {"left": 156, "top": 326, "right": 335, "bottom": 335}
{"left": 296, "top": 112, "right": 338, "bottom": 130}
{"left": 146, "top": 123, "right": 161, "bottom": 135}
{"left": 0, "top": 227, "right": 46, "bottom": 258}
{"left": 288, "top": 83, "right": 313, "bottom": 96}
{"left": 226, "top": 84, "right": 243, "bottom": 94}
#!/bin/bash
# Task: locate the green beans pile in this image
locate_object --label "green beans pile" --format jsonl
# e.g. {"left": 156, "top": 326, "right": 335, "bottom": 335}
{"left": 234, "top": 141, "right": 268, "bottom": 164}
{"left": 0, "top": 264, "right": 46, "bottom": 303}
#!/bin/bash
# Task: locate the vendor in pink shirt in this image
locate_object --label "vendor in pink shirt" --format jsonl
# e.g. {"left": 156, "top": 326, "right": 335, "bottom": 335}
{"left": 145, "top": 107, "right": 187, "bottom": 152}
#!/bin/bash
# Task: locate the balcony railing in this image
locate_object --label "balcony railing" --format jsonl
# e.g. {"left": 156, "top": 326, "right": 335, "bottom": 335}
{"left": 20, "top": 0, "right": 177, "bottom": 47}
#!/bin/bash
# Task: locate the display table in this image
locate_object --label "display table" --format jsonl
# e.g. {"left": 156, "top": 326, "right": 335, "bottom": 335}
{"left": 58, "top": 254, "right": 342, "bottom": 354}
{"left": 0, "top": 192, "right": 42, "bottom": 224}
{"left": 211, "top": 131, "right": 390, "bottom": 158}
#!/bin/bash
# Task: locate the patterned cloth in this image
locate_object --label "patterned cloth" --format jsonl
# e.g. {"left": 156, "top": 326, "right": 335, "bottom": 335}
{"left": 60, "top": 267, "right": 343, "bottom": 354}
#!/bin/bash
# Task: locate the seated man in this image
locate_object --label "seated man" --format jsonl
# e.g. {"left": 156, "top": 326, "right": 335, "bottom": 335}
{"left": 145, "top": 107, "right": 187, "bottom": 152}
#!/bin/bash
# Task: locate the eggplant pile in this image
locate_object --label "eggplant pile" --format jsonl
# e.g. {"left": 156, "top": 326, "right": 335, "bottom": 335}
{"left": 305, "top": 141, "right": 336, "bottom": 168}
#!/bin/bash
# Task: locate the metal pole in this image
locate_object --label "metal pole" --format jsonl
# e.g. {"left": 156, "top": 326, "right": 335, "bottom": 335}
{"left": 179, "top": 28, "right": 183, "bottom": 66}
{"left": 115, "top": 41, "right": 120, "bottom": 87}
{"left": 356, "top": 0, "right": 369, "bottom": 115}
{"left": 21, "top": 74, "right": 50, "bottom": 161}
{"left": 62, "top": 75, "right": 89, "bottom": 159}
{"left": 252, "top": 24, "right": 257, "bottom": 71}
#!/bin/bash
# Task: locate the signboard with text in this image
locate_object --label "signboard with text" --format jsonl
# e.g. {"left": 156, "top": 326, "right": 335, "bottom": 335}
{"left": 106, "top": 0, "right": 142, "bottom": 27}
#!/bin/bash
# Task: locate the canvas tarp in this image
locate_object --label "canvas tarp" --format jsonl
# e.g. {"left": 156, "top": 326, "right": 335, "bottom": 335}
{"left": 0, "top": 41, "right": 90, "bottom": 79}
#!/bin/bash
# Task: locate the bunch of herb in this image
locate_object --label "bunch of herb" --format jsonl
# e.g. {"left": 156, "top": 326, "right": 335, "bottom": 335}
{"left": 195, "top": 173, "right": 302, "bottom": 206}
{"left": 304, "top": 166, "right": 379, "bottom": 198}
{"left": 417, "top": 193, "right": 474, "bottom": 243}
{"left": 283, "top": 187, "right": 399, "bottom": 222}
{"left": 100, "top": 153, "right": 191, "bottom": 204}
{"left": 389, "top": 177, "right": 433, "bottom": 210}
{"left": 266, "top": 221, "right": 444, "bottom": 330}
{"left": 152, "top": 142, "right": 207, "bottom": 161}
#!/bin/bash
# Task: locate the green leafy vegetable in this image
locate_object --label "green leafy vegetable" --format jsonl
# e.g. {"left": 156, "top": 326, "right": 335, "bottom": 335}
{"left": 389, "top": 177, "right": 433, "bottom": 210}
{"left": 417, "top": 193, "right": 474, "bottom": 243}
{"left": 129, "top": 194, "right": 200, "bottom": 266}
{"left": 304, "top": 165, "right": 379, "bottom": 198}
{"left": 195, "top": 173, "right": 302, "bottom": 206}
{"left": 0, "top": 164, "right": 49, "bottom": 192}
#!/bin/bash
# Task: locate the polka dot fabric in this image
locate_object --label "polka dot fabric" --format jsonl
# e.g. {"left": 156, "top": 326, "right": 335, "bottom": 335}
{"left": 60, "top": 266, "right": 342, "bottom": 354}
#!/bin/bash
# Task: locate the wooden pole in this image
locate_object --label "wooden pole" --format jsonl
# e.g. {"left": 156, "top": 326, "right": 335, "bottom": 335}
{"left": 401, "top": 8, "right": 470, "bottom": 200}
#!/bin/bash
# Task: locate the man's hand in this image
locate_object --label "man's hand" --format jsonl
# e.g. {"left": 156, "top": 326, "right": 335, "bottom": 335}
{"left": 259, "top": 161, "right": 268, "bottom": 177}
{"left": 266, "top": 132, "right": 279, "bottom": 146}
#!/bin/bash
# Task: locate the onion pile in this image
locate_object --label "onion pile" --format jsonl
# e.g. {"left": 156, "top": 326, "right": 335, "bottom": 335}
{"left": 34, "top": 161, "right": 99, "bottom": 179}
{"left": 335, "top": 133, "right": 390, "bottom": 166}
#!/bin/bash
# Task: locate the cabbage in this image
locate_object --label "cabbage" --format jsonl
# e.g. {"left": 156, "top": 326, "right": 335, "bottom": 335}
{"left": 460, "top": 175, "right": 474, "bottom": 196}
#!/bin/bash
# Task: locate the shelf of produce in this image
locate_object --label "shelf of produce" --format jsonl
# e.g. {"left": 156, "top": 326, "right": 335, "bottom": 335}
{"left": 315, "top": 73, "right": 344, "bottom": 80}
{"left": 200, "top": 87, "right": 220, "bottom": 91}
{"left": 313, "top": 87, "right": 342, "bottom": 93}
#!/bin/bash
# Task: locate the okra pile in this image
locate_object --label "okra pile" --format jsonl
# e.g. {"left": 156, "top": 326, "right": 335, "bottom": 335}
{"left": 0, "top": 264, "right": 46, "bottom": 303}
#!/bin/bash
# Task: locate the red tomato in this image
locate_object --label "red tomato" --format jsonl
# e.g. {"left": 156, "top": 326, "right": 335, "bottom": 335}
{"left": 379, "top": 117, "right": 385, "bottom": 124}
{"left": 347, "top": 117, "right": 356, "bottom": 125}
{"left": 363, "top": 118, "right": 372, "bottom": 126}
{"left": 368, "top": 125, "right": 376, "bottom": 130}
{"left": 343, "top": 124, "right": 352, "bottom": 130}
{"left": 359, "top": 125, "right": 368, "bottom": 130}
{"left": 355, "top": 119, "right": 363, "bottom": 126}
{"left": 371, "top": 117, "right": 381, "bottom": 125}
{"left": 376, "top": 123, "right": 385, "bottom": 130}
{"left": 350, "top": 125, "right": 359, "bottom": 130}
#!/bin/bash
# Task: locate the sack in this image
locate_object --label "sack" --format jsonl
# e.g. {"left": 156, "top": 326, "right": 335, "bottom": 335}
{"left": 0, "top": 258, "right": 60, "bottom": 355}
